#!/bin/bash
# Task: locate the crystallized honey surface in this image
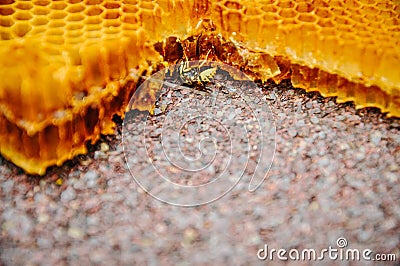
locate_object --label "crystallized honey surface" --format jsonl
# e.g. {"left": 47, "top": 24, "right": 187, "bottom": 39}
{"left": 0, "top": 0, "right": 399, "bottom": 174}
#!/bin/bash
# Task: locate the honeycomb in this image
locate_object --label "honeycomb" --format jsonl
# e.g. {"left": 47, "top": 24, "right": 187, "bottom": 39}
{"left": 0, "top": 0, "right": 399, "bottom": 175}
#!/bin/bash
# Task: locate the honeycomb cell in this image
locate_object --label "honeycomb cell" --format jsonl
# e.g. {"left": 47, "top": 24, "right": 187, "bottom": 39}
{"left": 68, "top": 0, "right": 84, "bottom": 4}
{"left": 66, "top": 30, "right": 84, "bottom": 39}
{"left": 66, "top": 23, "right": 83, "bottom": 31}
{"left": 85, "top": 22, "right": 101, "bottom": 33}
{"left": 361, "top": 5, "right": 379, "bottom": 13}
{"left": 85, "top": 6, "right": 103, "bottom": 16}
{"left": 122, "top": 5, "right": 139, "bottom": 14}
{"left": 15, "top": 2, "right": 33, "bottom": 10}
{"left": 359, "top": 0, "right": 375, "bottom": 5}
{"left": 121, "top": 14, "right": 138, "bottom": 24}
{"left": 337, "top": 31, "right": 357, "bottom": 42}
{"left": 381, "top": 10, "right": 397, "bottom": 19}
{"left": 260, "top": 4, "right": 278, "bottom": 13}
{"left": 224, "top": 0, "right": 243, "bottom": 10}
{"left": 48, "top": 20, "right": 66, "bottom": 28}
{"left": 314, "top": 7, "right": 331, "bottom": 18}
{"left": 33, "top": 0, "right": 51, "bottom": 7}
{"left": 0, "top": 17, "right": 14, "bottom": 27}
{"left": 329, "top": 0, "right": 344, "bottom": 8}
{"left": 319, "top": 27, "right": 337, "bottom": 37}
{"left": 336, "top": 24, "right": 354, "bottom": 35}
{"left": 85, "top": 16, "right": 102, "bottom": 24}
{"left": 32, "top": 17, "right": 49, "bottom": 26}
{"left": 123, "top": 0, "right": 138, "bottom": 4}
{"left": 348, "top": 14, "right": 366, "bottom": 24}
{"left": 47, "top": 28, "right": 64, "bottom": 36}
{"left": 85, "top": 0, "right": 103, "bottom": 4}
{"left": 0, "top": 0, "right": 14, "bottom": 4}
{"left": 30, "top": 27, "right": 46, "bottom": 35}
{"left": 103, "top": 19, "right": 121, "bottom": 28}
{"left": 50, "top": 10, "right": 67, "bottom": 19}
{"left": 376, "top": 2, "right": 393, "bottom": 10}
{"left": 14, "top": 22, "right": 31, "bottom": 37}
{"left": 356, "top": 30, "right": 374, "bottom": 40}
{"left": 386, "top": 17, "right": 399, "bottom": 27}
{"left": 276, "top": 1, "right": 295, "bottom": 8}
{"left": 121, "top": 24, "right": 138, "bottom": 33}
{"left": 367, "top": 20, "right": 383, "bottom": 30}
{"left": 14, "top": 11, "right": 33, "bottom": 21}
{"left": 243, "top": 7, "right": 261, "bottom": 16}
{"left": 102, "top": 10, "right": 120, "bottom": 19}
{"left": 67, "top": 4, "right": 85, "bottom": 13}
{"left": 297, "top": 13, "right": 317, "bottom": 23}
{"left": 50, "top": 2, "right": 67, "bottom": 10}
{"left": 279, "top": 18, "right": 297, "bottom": 26}
{"left": 317, "top": 18, "right": 335, "bottom": 28}
{"left": 0, "top": 30, "right": 12, "bottom": 40}
{"left": 330, "top": 6, "right": 348, "bottom": 16}
{"left": 279, "top": 8, "right": 297, "bottom": 18}
{"left": 334, "top": 17, "right": 351, "bottom": 25}
{"left": 139, "top": 1, "right": 155, "bottom": 11}
{"left": 32, "top": 6, "right": 50, "bottom": 15}
{"left": 103, "top": 2, "right": 120, "bottom": 9}
{"left": 102, "top": 27, "right": 120, "bottom": 35}
{"left": 345, "top": 0, "right": 361, "bottom": 9}
{"left": 0, "top": 7, "right": 14, "bottom": 16}
{"left": 312, "top": 0, "right": 329, "bottom": 8}
{"left": 295, "top": 2, "right": 314, "bottom": 13}
{"left": 364, "top": 12, "right": 382, "bottom": 22}
{"left": 226, "top": 10, "right": 242, "bottom": 32}
{"left": 45, "top": 35, "right": 64, "bottom": 45}
{"left": 66, "top": 13, "right": 85, "bottom": 21}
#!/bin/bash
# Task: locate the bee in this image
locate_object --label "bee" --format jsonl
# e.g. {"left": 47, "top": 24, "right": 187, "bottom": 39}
{"left": 177, "top": 50, "right": 218, "bottom": 91}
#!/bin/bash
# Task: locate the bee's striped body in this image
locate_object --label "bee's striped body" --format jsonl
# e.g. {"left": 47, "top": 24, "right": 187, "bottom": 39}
{"left": 178, "top": 62, "right": 217, "bottom": 87}
{"left": 177, "top": 49, "right": 217, "bottom": 90}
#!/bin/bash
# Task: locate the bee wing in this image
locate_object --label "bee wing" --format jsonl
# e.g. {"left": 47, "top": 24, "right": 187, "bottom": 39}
{"left": 199, "top": 67, "right": 217, "bottom": 82}
{"left": 127, "top": 71, "right": 165, "bottom": 115}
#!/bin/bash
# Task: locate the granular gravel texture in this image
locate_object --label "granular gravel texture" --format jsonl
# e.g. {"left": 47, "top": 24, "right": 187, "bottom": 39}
{"left": 1, "top": 79, "right": 399, "bottom": 266}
